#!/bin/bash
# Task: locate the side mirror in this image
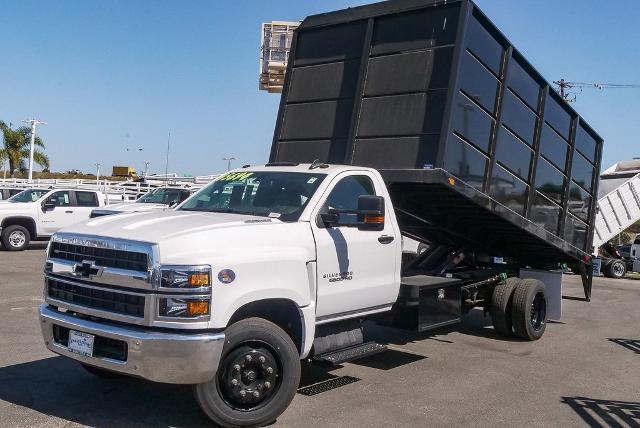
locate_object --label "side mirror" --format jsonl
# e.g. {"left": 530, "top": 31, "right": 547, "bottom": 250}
{"left": 168, "top": 200, "right": 179, "bottom": 208}
{"left": 356, "top": 195, "right": 385, "bottom": 231}
{"left": 42, "top": 197, "right": 56, "bottom": 210}
{"left": 319, "top": 195, "right": 385, "bottom": 231}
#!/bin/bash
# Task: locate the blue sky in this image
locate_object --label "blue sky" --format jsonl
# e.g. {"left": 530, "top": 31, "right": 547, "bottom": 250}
{"left": 1, "top": 0, "right": 638, "bottom": 176}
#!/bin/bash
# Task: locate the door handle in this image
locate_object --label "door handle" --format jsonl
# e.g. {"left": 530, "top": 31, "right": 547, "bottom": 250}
{"left": 65, "top": 210, "right": 74, "bottom": 214}
{"left": 378, "top": 235, "right": 394, "bottom": 244}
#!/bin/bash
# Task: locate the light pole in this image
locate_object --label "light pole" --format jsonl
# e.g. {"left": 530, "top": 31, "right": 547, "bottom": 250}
{"left": 143, "top": 161, "right": 151, "bottom": 178}
{"left": 125, "top": 147, "right": 143, "bottom": 176}
{"left": 223, "top": 156, "right": 236, "bottom": 171}
{"left": 94, "top": 163, "right": 101, "bottom": 185}
{"left": 22, "top": 118, "right": 47, "bottom": 182}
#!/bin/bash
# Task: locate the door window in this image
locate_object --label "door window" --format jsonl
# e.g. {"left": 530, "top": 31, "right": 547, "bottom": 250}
{"left": 324, "top": 175, "right": 375, "bottom": 224}
{"left": 75, "top": 191, "right": 99, "bottom": 207}
{"left": 50, "top": 191, "right": 71, "bottom": 207}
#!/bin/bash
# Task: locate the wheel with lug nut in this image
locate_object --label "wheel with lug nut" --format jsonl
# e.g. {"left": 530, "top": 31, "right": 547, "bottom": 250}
{"left": 194, "top": 317, "right": 301, "bottom": 427}
{"left": 1, "top": 225, "right": 30, "bottom": 251}
{"left": 511, "top": 279, "right": 548, "bottom": 341}
{"left": 609, "top": 260, "right": 626, "bottom": 279}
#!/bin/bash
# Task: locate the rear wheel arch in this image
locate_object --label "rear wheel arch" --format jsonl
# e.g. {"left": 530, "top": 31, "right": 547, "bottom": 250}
{"left": 228, "top": 298, "right": 304, "bottom": 355}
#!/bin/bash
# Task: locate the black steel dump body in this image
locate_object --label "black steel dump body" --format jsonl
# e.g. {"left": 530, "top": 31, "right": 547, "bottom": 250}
{"left": 269, "top": 0, "right": 603, "bottom": 268}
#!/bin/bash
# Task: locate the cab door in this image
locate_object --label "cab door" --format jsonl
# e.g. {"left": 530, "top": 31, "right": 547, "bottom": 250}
{"left": 38, "top": 191, "right": 76, "bottom": 235}
{"left": 311, "top": 172, "right": 400, "bottom": 321}
{"left": 72, "top": 191, "right": 100, "bottom": 221}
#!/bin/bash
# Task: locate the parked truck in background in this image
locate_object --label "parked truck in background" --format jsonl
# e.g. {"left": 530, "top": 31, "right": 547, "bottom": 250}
{"left": 89, "top": 186, "right": 193, "bottom": 218}
{"left": 0, "top": 188, "right": 108, "bottom": 251}
{"left": 592, "top": 159, "right": 640, "bottom": 278}
{"left": 112, "top": 166, "right": 137, "bottom": 177}
{"left": 38, "top": 0, "right": 604, "bottom": 426}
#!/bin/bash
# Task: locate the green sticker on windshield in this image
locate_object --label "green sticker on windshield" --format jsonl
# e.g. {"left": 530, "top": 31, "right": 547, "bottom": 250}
{"left": 217, "top": 172, "right": 253, "bottom": 182}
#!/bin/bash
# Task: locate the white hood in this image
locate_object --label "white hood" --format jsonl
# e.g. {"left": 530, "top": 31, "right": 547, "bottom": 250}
{"left": 0, "top": 201, "right": 36, "bottom": 214}
{"left": 57, "top": 209, "right": 314, "bottom": 266}
{"left": 102, "top": 202, "right": 169, "bottom": 213}
{"left": 61, "top": 210, "right": 282, "bottom": 243}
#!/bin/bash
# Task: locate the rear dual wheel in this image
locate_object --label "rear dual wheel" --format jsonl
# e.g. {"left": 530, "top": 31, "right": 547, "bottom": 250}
{"left": 194, "top": 318, "right": 300, "bottom": 428}
{"left": 491, "top": 278, "right": 547, "bottom": 341}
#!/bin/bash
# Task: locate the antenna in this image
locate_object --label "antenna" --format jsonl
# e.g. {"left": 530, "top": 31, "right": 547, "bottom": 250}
{"left": 21, "top": 118, "right": 47, "bottom": 182}
{"left": 165, "top": 131, "right": 171, "bottom": 186}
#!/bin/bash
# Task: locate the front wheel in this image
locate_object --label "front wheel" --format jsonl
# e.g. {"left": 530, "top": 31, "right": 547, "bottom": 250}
{"left": 1, "top": 225, "right": 30, "bottom": 251}
{"left": 194, "top": 318, "right": 301, "bottom": 428}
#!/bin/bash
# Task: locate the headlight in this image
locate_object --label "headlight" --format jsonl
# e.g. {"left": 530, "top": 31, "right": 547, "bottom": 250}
{"left": 160, "top": 265, "right": 211, "bottom": 290}
{"left": 159, "top": 297, "right": 210, "bottom": 318}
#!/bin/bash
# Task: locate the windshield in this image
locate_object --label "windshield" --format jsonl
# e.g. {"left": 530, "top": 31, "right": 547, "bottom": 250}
{"left": 137, "top": 188, "right": 185, "bottom": 205}
{"left": 180, "top": 171, "right": 326, "bottom": 221}
{"left": 8, "top": 189, "right": 49, "bottom": 203}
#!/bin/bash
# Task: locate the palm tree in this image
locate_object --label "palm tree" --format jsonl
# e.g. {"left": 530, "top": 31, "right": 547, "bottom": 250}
{"left": 0, "top": 121, "right": 50, "bottom": 175}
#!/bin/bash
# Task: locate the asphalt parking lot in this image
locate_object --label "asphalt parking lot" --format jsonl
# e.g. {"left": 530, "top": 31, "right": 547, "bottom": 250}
{"left": 1, "top": 244, "right": 639, "bottom": 427}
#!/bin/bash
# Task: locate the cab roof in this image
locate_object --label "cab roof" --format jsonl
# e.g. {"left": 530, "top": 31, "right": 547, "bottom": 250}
{"left": 237, "top": 163, "right": 374, "bottom": 175}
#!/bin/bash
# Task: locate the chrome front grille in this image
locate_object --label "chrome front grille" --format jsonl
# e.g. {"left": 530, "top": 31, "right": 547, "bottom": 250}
{"left": 47, "top": 278, "right": 145, "bottom": 318}
{"left": 49, "top": 241, "right": 149, "bottom": 272}
{"left": 45, "top": 233, "right": 211, "bottom": 329}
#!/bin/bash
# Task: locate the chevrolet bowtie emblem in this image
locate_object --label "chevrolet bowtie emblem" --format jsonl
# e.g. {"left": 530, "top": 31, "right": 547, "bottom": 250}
{"left": 73, "top": 260, "right": 104, "bottom": 279}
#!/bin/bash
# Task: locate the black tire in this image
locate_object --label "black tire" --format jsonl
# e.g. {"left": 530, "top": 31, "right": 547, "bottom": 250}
{"left": 602, "top": 259, "right": 615, "bottom": 278}
{"left": 490, "top": 278, "right": 519, "bottom": 337}
{"left": 511, "top": 279, "right": 548, "bottom": 341}
{"left": 80, "top": 363, "right": 127, "bottom": 379}
{"left": 1, "top": 225, "right": 30, "bottom": 251}
{"left": 609, "top": 260, "right": 626, "bottom": 279}
{"left": 194, "top": 318, "right": 301, "bottom": 428}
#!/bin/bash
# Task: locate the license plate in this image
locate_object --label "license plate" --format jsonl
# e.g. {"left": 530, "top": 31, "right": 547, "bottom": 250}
{"left": 68, "top": 330, "right": 94, "bottom": 357}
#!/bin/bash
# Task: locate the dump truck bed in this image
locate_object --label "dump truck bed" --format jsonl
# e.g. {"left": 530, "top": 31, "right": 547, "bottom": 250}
{"left": 270, "top": 0, "right": 603, "bottom": 266}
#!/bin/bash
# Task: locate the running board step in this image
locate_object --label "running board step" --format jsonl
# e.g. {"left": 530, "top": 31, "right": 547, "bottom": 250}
{"left": 313, "top": 342, "right": 387, "bottom": 365}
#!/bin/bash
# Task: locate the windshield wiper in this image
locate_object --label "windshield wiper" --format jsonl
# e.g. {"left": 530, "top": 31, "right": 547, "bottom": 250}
{"left": 181, "top": 207, "right": 269, "bottom": 217}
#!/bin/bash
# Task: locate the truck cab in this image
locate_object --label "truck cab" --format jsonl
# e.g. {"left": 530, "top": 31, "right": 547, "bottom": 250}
{"left": 38, "top": 164, "right": 407, "bottom": 422}
{"left": 631, "top": 236, "right": 640, "bottom": 259}
{"left": 0, "top": 188, "right": 107, "bottom": 250}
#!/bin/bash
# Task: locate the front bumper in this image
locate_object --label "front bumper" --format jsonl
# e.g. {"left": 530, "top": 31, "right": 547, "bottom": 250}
{"left": 39, "top": 304, "right": 225, "bottom": 384}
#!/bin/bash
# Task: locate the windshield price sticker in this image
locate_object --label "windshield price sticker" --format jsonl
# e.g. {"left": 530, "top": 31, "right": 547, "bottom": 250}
{"left": 217, "top": 172, "right": 253, "bottom": 182}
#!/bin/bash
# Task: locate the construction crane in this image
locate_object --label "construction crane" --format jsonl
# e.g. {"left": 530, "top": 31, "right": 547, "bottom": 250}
{"left": 553, "top": 79, "right": 640, "bottom": 102}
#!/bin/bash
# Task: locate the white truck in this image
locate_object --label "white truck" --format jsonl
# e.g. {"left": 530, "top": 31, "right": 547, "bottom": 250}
{"left": 592, "top": 159, "right": 640, "bottom": 278}
{"left": 42, "top": 164, "right": 564, "bottom": 426}
{"left": 89, "top": 186, "right": 193, "bottom": 218}
{"left": 39, "top": 1, "right": 604, "bottom": 426}
{"left": 0, "top": 188, "right": 107, "bottom": 251}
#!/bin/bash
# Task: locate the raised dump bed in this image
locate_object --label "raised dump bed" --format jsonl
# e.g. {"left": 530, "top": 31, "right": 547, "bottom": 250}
{"left": 593, "top": 160, "right": 640, "bottom": 250}
{"left": 270, "top": 0, "right": 603, "bottom": 272}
